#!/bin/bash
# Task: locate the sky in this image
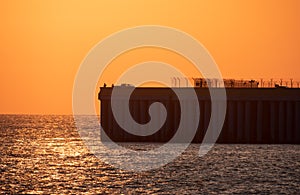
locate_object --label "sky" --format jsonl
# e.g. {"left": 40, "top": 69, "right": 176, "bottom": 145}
{"left": 0, "top": 0, "right": 299, "bottom": 114}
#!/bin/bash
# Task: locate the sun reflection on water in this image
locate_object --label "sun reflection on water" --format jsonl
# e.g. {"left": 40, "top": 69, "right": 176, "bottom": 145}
{"left": 0, "top": 115, "right": 299, "bottom": 194}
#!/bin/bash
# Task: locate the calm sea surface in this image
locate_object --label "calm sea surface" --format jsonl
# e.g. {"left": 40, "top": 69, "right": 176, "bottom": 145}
{"left": 0, "top": 115, "right": 299, "bottom": 194}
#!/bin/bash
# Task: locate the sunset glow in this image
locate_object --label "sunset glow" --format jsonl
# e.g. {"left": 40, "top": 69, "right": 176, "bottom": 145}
{"left": 0, "top": 0, "right": 299, "bottom": 114}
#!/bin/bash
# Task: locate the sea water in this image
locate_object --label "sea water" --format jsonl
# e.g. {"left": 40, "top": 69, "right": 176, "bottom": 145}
{"left": 0, "top": 115, "right": 299, "bottom": 194}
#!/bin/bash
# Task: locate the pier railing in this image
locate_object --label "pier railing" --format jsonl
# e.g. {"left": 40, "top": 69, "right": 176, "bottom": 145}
{"left": 170, "top": 77, "right": 300, "bottom": 88}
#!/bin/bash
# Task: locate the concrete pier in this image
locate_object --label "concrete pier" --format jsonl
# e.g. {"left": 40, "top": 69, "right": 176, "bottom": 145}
{"left": 99, "top": 87, "right": 300, "bottom": 144}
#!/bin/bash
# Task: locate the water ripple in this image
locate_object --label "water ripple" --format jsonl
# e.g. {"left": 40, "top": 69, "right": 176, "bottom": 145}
{"left": 0, "top": 115, "right": 299, "bottom": 194}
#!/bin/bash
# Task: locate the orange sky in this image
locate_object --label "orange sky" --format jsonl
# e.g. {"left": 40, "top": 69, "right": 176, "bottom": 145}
{"left": 0, "top": 0, "right": 299, "bottom": 114}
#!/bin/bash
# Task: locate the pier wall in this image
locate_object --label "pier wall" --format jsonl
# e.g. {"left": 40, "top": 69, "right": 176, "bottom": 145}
{"left": 99, "top": 87, "right": 300, "bottom": 144}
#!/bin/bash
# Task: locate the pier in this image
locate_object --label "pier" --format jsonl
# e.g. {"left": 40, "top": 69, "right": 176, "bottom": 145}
{"left": 99, "top": 87, "right": 300, "bottom": 144}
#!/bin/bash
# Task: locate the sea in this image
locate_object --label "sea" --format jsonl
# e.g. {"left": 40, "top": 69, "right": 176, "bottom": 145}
{"left": 0, "top": 115, "right": 299, "bottom": 194}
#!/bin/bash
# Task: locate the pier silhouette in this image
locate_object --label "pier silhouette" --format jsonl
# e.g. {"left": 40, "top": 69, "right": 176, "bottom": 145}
{"left": 99, "top": 81, "right": 300, "bottom": 144}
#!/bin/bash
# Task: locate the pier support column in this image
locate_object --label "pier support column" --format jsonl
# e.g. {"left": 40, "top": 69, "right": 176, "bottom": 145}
{"left": 237, "top": 101, "right": 245, "bottom": 142}
{"left": 256, "top": 101, "right": 263, "bottom": 143}
{"left": 295, "top": 101, "right": 300, "bottom": 143}
{"left": 286, "top": 101, "right": 293, "bottom": 143}
{"left": 245, "top": 101, "right": 251, "bottom": 143}
{"left": 278, "top": 101, "right": 285, "bottom": 143}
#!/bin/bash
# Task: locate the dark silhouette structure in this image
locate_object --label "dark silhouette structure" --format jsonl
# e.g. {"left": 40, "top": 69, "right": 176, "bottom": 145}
{"left": 192, "top": 78, "right": 259, "bottom": 88}
{"left": 99, "top": 87, "right": 300, "bottom": 144}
